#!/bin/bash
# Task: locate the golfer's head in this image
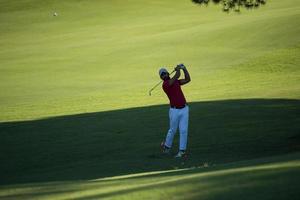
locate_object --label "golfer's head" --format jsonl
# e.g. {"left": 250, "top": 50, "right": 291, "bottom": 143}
{"left": 159, "top": 68, "right": 169, "bottom": 80}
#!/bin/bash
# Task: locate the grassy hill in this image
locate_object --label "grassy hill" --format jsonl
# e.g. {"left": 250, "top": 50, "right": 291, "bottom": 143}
{"left": 0, "top": 0, "right": 299, "bottom": 199}
{"left": 0, "top": 0, "right": 299, "bottom": 121}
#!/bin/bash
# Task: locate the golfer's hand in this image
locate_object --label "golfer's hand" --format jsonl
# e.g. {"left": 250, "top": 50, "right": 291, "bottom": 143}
{"left": 175, "top": 65, "right": 181, "bottom": 71}
{"left": 178, "top": 63, "right": 186, "bottom": 70}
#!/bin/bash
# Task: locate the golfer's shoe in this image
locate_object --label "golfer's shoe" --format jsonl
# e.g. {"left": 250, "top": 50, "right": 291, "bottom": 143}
{"left": 175, "top": 151, "right": 186, "bottom": 158}
{"left": 160, "top": 141, "right": 170, "bottom": 154}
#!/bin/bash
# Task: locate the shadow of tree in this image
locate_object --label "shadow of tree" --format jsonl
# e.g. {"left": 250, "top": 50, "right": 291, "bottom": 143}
{"left": 0, "top": 99, "right": 299, "bottom": 185}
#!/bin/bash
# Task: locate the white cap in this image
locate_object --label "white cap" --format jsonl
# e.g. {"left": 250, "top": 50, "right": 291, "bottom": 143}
{"left": 159, "top": 68, "right": 168, "bottom": 76}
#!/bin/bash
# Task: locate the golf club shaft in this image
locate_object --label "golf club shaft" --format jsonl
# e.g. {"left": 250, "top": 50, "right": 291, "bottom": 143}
{"left": 149, "top": 70, "right": 175, "bottom": 96}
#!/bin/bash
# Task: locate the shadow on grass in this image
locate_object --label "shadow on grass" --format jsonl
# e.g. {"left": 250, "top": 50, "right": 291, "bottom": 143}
{"left": 2, "top": 153, "right": 299, "bottom": 200}
{"left": 74, "top": 157, "right": 300, "bottom": 200}
{"left": 0, "top": 98, "right": 299, "bottom": 185}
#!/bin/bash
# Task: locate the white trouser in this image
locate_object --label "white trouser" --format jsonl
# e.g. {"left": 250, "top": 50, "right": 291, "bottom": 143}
{"left": 165, "top": 105, "right": 189, "bottom": 151}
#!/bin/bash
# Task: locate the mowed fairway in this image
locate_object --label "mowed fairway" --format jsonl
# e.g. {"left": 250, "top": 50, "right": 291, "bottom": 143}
{"left": 0, "top": 0, "right": 300, "bottom": 199}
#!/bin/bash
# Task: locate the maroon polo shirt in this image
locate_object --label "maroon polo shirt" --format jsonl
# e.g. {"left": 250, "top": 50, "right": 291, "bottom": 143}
{"left": 162, "top": 79, "right": 186, "bottom": 107}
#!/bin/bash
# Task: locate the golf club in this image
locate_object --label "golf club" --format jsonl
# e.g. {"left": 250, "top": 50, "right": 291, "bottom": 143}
{"left": 149, "top": 69, "right": 175, "bottom": 96}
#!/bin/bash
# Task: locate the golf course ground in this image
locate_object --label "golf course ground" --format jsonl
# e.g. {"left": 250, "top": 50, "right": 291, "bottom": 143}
{"left": 0, "top": 0, "right": 299, "bottom": 199}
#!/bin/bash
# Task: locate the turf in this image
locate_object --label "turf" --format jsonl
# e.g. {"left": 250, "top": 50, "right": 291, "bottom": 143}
{"left": 0, "top": 0, "right": 299, "bottom": 121}
{"left": 0, "top": 0, "right": 299, "bottom": 199}
{"left": 0, "top": 153, "right": 299, "bottom": 200}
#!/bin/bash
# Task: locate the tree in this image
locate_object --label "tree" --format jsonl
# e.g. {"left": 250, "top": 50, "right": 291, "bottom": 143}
{"left": 191, "top": 0, "right": 267, "bottom": 12}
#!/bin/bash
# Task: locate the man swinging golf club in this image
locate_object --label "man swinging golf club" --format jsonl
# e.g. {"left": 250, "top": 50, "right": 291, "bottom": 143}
{"left": 159, "top": 64, "right": 191, "bottom": 158}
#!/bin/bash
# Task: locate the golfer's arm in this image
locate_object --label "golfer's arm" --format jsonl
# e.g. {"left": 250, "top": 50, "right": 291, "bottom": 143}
{"left": 169, "top": 70, "right": 181, "bottom": 86}
{"left": 180, "top": 68, "right": 191, "bottom": 85}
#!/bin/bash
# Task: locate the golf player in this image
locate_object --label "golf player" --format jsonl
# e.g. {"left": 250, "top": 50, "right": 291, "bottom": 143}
{"left": 159, "top": 64, "right": 191, "bottom": 158}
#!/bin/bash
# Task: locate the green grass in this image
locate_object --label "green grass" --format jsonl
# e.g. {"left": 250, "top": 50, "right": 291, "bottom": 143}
{"left": 0, "top": 153, "right": 299, "bottom": 200}
{"left": 1, "top": 99, "right": 299, "bottom": 199}
{"left": 0, "top": 0, "right": 300, "bottom": 199}
{"left": 0, "top": 0, "right": 299, "bottom": 121}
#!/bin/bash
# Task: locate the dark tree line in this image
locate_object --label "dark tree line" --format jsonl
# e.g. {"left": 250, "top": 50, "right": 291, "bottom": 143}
{"left": 192, "top": 0, "right": 267, "bottom": 12}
